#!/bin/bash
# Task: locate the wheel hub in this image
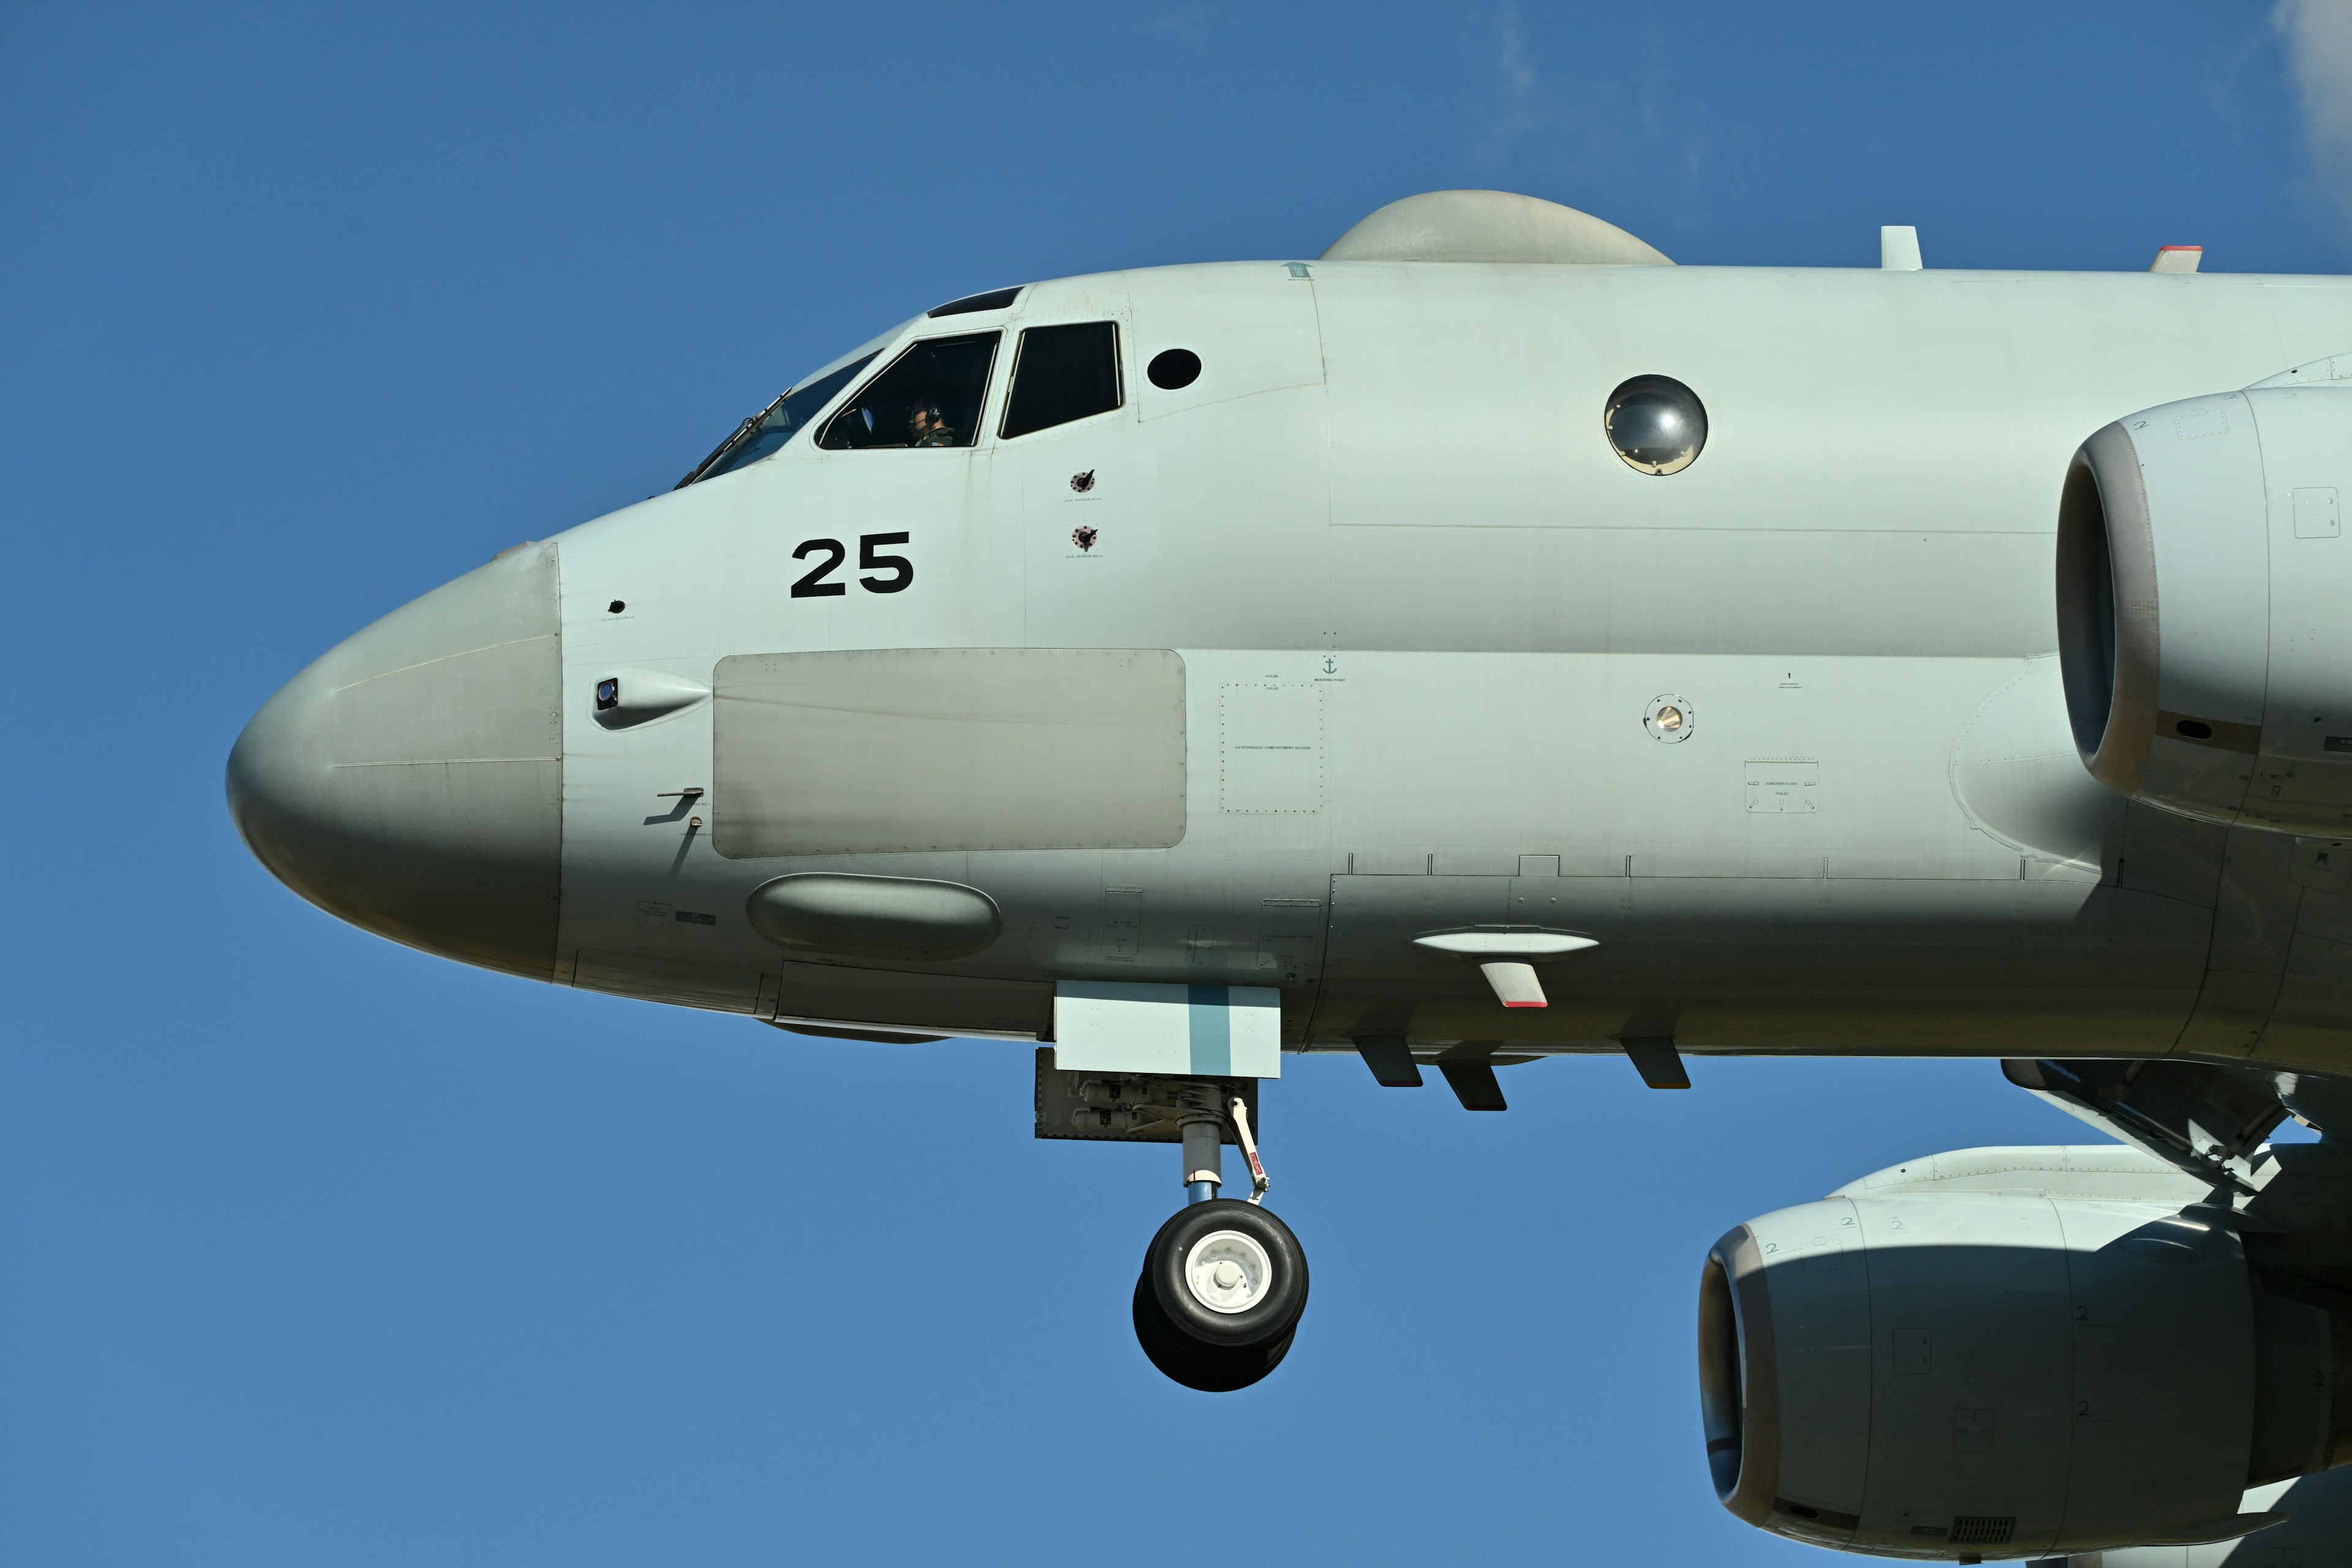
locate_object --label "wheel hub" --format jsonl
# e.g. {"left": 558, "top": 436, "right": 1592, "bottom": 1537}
{"left": 1184, "top": 1230, "right": 1273, "bottom": 1314}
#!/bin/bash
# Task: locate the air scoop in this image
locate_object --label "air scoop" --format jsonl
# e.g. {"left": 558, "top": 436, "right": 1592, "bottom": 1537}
{"left": 745, "top": 873, "right": 1003, "bottom": 962}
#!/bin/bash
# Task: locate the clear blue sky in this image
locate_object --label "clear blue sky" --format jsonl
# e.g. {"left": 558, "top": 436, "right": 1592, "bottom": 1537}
{"left": 4, "top": 5, "right": 2346, "bottom": 1564}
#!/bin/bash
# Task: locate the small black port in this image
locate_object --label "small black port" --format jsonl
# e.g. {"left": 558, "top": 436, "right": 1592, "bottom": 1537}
{"left": 1147, "top": 349, "right": 1202, "bottom": 390}
{"left": 608, "top": 600, "right": 626, "bottom": 613}
{"left": 2176, "top": 719, "right": 2213, "bottom": 740}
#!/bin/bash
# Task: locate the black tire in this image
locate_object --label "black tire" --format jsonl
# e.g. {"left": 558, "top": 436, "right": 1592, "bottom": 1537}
{"left": 1140, "top": 1199, "right": 1308, "bottom": 1352}
{"left": 1132, "top": 1271, "right": 1297, "bottom": 1392}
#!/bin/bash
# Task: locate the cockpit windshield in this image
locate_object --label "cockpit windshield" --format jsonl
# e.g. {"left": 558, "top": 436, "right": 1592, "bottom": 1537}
{"left": 816, "top": 332, "right": 999, "bottom": 450}
{"left": 674, "top": 352, "right": 880, "bottom": 488}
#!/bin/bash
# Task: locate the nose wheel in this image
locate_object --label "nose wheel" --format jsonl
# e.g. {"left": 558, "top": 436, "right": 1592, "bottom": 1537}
{"left": 1035, "top": 1055, "right": 1309, "bottom": 1390}
{"left": 1133, "top": 1197, "right": 1310, "bottom": 1391}
{"left": 1135, "top": 1094, "right": 1306, "bottom": 1391}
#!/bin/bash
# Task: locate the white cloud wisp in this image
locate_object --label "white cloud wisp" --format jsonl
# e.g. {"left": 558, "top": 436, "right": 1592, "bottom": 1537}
{"left": 2276, "top": 0, "right": 2352, "bottom": 212}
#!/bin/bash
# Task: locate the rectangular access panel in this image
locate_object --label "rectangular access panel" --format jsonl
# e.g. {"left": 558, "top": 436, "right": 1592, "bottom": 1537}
{"left": 712, "top": 647, "right": 1186, "bottom": 857}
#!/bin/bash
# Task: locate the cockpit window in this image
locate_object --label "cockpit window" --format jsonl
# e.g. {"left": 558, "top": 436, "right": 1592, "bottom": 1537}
{"left": 675, "top": 353, "right": 879, "bottom": 488}
{"left": 818, "top": 333, "right": 999, "bottom": 450}
{"left": 1000, "top": 322, "right": 1122, "bottom": 440}
{"left": 929, "top": 286, "right": 1022, "bottom": 317}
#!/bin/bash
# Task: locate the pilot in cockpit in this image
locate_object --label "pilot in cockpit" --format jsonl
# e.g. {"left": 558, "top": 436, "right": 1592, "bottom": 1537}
{"left": 909, "top": 402, "right": 956, "bottom": 447}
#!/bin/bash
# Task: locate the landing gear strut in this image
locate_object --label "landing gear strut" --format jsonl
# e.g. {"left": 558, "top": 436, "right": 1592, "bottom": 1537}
{"left": 1036, "top": 1055, "right": 1310, "bottom": 1390}
{"left": 1132, "top": 1093, "right": 1308, "bottom": 1392}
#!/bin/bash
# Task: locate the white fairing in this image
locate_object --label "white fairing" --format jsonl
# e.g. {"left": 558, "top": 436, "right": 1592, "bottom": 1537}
{"left": 2059, "top": 387, "right": 2352, "bottom": 835}
{"left": 1702, "top": 1147, "right": 2273, "bottom": 1559}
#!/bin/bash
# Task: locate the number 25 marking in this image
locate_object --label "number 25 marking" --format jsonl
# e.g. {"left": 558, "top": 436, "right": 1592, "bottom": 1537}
{"left": 792, "top": 533, "right": 913, "bottom": 598}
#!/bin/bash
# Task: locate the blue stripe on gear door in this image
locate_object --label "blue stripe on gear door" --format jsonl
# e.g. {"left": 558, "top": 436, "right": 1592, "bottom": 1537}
{"left": 1186, "top": 985, "right": 1231, "bottom": 1076}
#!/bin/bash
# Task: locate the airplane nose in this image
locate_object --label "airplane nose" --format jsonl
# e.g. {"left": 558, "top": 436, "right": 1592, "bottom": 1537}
{"left": 226, "top": 542, "right": 565, "bottom": 979}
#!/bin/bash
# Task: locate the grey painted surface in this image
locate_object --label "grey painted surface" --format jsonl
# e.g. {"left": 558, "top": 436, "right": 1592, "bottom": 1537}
{"left": 745, "top": 873, "right": 1003, "bottom": 960}
{"left": 2070, "top": 1465, "right": 2352, "bottom": 1566}
{"left": 2065, "top": 387, "right": 2352, "bottom": 835}
{"left": 710, "top": 647, "right": 1185, "bottom": 856}
{"left": 1723, "top": 1165, "right": 2263, "bottom": 1557}
{"left": 227, "top": 542, "right": 562, "bottom": 978}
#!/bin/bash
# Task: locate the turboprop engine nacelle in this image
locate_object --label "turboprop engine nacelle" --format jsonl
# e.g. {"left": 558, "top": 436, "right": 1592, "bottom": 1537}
{"left": 2057, "top": 379, "right": 2352, "bottom": 835}
{"left": 1698, "top": 1148, "right": 2351, "bottom": 1560}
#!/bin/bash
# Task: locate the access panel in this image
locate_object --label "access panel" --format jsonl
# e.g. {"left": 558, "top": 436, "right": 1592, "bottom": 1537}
{"left": 712, "top": 647, "right": 1186, "bottom": 856}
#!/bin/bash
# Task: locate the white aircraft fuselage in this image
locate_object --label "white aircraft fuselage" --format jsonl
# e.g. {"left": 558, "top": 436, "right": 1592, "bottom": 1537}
{"left": 228, "top": 249, "right": 2352, "bottom": 1071}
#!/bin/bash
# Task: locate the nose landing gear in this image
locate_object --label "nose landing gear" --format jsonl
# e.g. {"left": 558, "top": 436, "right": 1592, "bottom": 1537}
{"left": 1035, "top": 1055, "right": 1309, "bottom": 1391}
{"left": 1135, "top": 1092, "right": 1306, "bottom": 1391}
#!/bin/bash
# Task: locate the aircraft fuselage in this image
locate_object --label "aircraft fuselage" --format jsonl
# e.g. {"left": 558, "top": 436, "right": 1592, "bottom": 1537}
{"left": 229, "top": 255, "right": 2352, "bottom": 1072}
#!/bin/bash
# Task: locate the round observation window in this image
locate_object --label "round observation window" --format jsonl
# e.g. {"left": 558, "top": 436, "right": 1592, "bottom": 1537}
{"left": 1605, "top": 375, "right": 1708, "bottom": 476}
{"left": 1148, "top": 349, "right": 1201, "bottom": 390}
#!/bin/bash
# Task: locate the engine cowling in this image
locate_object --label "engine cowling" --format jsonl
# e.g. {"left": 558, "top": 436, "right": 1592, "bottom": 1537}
{"left": 1698, "top": 1147, "right": 2350, "bottom": 1559}
{"left": 2056, "top": 381, "right": 2352, "bottom": 834}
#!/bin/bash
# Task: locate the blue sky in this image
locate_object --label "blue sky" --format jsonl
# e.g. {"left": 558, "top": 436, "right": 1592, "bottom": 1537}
{"left": 5, "top": 4, "right": 2350, "bottom": 1564}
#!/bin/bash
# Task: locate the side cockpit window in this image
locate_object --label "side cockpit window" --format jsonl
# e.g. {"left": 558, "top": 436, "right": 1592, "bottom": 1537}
{"left": 1000, "top": 322, "right": 1121, "bottom": 440}
{"left": 818, "top": 332, "right": 999, "bottom": 450}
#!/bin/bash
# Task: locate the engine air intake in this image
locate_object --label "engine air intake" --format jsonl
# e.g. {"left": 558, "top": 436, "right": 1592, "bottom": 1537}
{"left": 1697, "top": 1146, "right": 2352, "bottom": 1560}
{"left": 2054, "top": 385, "right": 2352, "bottom": 834}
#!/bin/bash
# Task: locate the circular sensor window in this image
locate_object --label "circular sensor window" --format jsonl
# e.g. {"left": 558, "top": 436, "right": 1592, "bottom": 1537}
{"left": 1605, "top": 375, "right": 1708, "bottom": 476}
{"left": 1644, "top": 695, "right": 1696, "bottom": 743}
